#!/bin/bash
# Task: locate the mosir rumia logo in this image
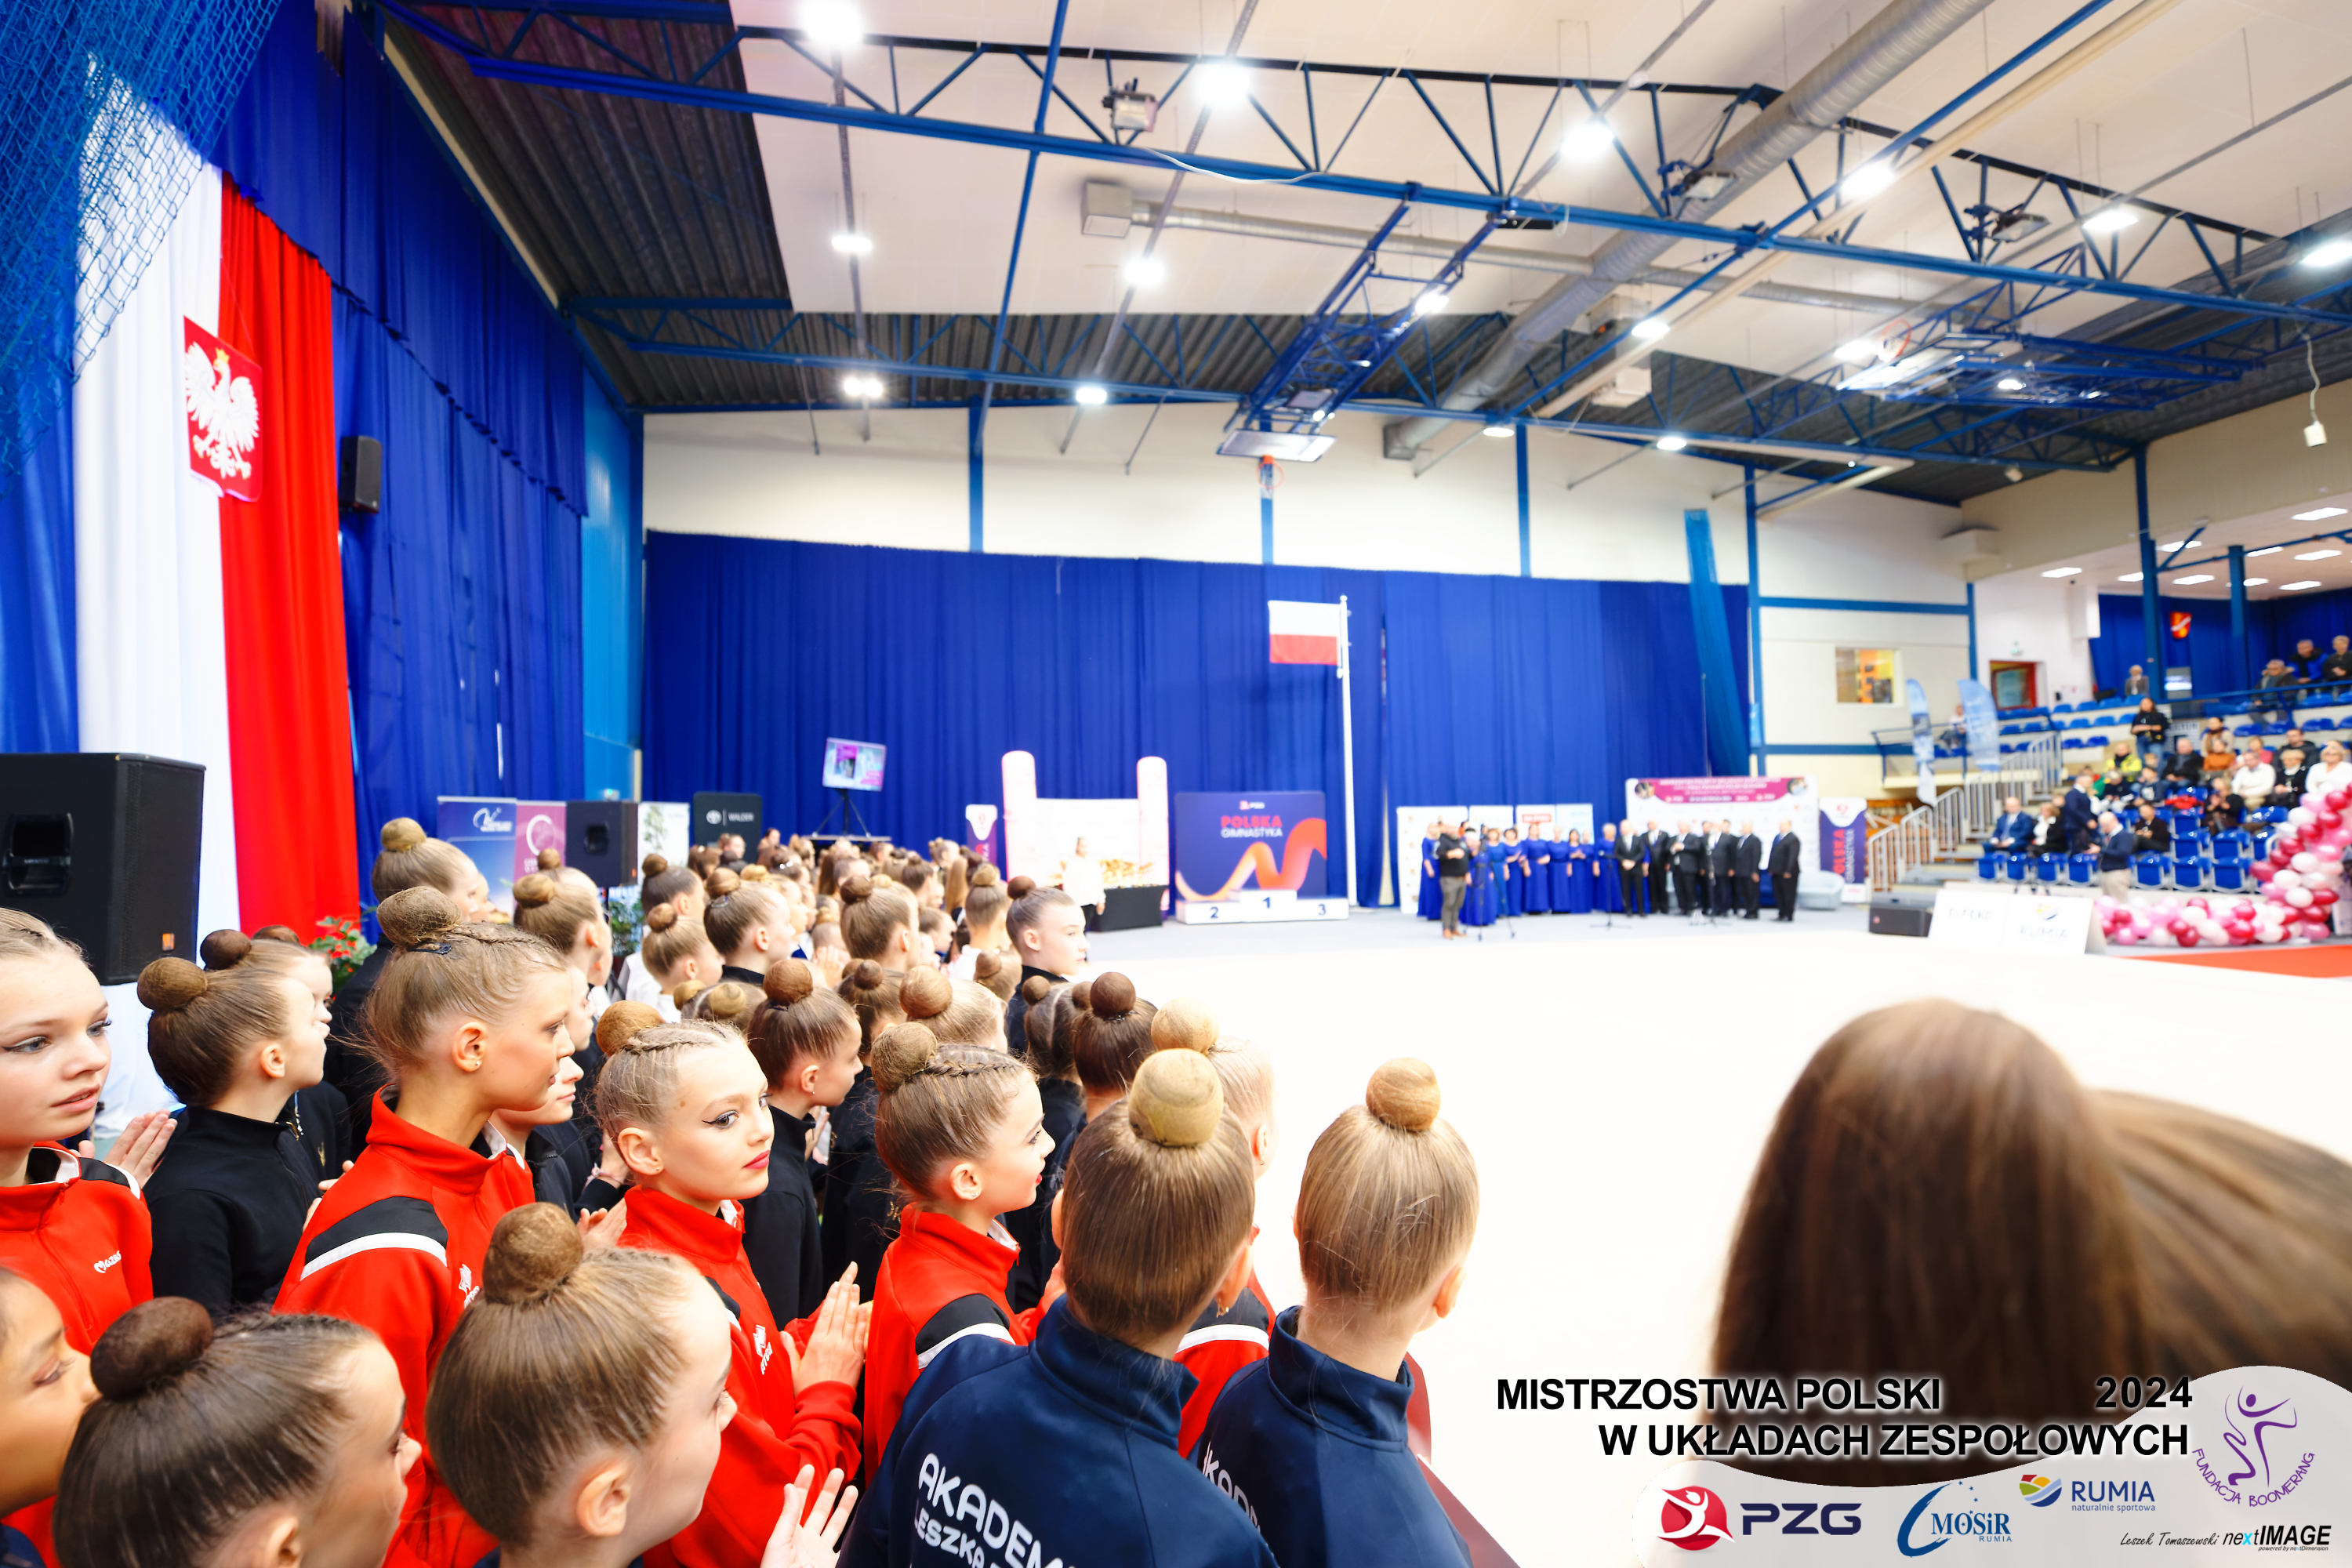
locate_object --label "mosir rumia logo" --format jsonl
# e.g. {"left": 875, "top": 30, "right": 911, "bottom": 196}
{"left": 2197, "top": 1387, "right": 2314, "bottom": 1506}
{"left": 1897, "top": 1484, "right": 2013, "bottom": 1555}
{"left": 1657, "top": 1486, "right": 1732, "bottom": 1552}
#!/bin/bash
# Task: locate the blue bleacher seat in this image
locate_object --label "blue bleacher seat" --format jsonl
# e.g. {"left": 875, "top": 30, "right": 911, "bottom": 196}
{"left": 2265, "top": 721, "right": 2292, "bottom": 736}
{"left": 2213, "top": 861, "right": 2247, "bottom": 891}
{"left": 1976, "top": 855, "right": 2001, "bottom": 881}
{"left": 2032, "top": 853, "right": 2060, "bottom": 884}
{"left": 2174, "top": 827, "right": 2205, "bottom": 859}
{"left": 2180, "top": 855, "right": 2212, "bottom": 890}
{"left": 2133, "top": 854, "right": 2171, "bottom": 890}
{"left": 2068, "top": 852, "right": 2096, "bottom": 884}
{"left": 2212, "top": 831, "right": 2249, "bottom": 864}
{"left": 2053, "top": 702, "right": 2076, "bottom": 713}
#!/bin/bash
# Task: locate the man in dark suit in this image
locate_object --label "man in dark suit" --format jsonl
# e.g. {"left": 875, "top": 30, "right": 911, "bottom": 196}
{"left": 1733, "top": 820, "right": 1765, "bottom": 918}
{"left": 1613, "top": 819, "right": 1646, "bottom": 914}
{"left": 2096, "top": 810, "right": 2136, "bottom": 898}
{"left": 1987, "top": 796, "right": 2034, "bottom": 856}
{"left": 1673, "top": 826, "right": 1707, "bottom": 919}
{"left": 1768, "top": 817, "right": 1803, "bottom": 920}
{"left": 1708, "top": 822, "right": 1738, "bottom": 916}
{"left": 2058, "top": 773, "right": 2097, "bottom": 853}
{"left": 1643, "top": 819, "right": 1675, "bottom": 915}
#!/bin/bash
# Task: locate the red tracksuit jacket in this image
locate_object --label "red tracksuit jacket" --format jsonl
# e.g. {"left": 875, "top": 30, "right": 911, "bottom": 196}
{"left": 275, "top": 1095, "right": 532, "bottom": 1568}
{"left": 861, "top": 1206, "right": 1046, "bottom": 1479}
{"left": 0, "top": 1146, "right": 151, "bottom": 1559}
{"left": 1174, "top": 1268, "right": 1279, "bottom": 1457}
{"left": 619, "top": 1187, "right": 860, "bottom": 1568}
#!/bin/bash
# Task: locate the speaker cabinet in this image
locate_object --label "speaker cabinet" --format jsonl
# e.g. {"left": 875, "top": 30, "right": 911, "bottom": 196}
{"left": 564, "top": 800, "right": 638, "bottom": 887}
{"left": 1, "top": 753, "right": 205, "bottom": 983}
{"left": 339, "top": 434, "right": 381, "bottom": 514}
{"left": 1868, "top": 899, "right": 1934, "bottom": 938}
{"left": 691, "top": 792, "right": 761, "bottom": 848}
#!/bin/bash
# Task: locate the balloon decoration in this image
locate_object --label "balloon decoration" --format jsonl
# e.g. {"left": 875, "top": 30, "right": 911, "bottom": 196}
{"left": 2094, "top": 787, "right": 2351, "bottom": 948}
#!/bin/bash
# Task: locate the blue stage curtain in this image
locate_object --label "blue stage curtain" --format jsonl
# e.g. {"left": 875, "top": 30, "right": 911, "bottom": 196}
{"left": 0, "top": 379, "right": 78, "bottom": 751}
{"left": 644, "top": 535, "right": 1739, "bottom": 902}
{"left": 213, "top": 0, "right": 584, "bottom": 507}
{"left": 335, "top": 293, "right": 583, "bottom": 877}
{"left": 1682, "top": 509, "right": 1748, "bottom": 777}
{"left": 2091, "top": 594, "right": 2287, "bottom": 697}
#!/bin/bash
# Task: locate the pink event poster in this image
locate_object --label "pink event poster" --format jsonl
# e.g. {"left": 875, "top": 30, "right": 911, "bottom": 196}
{"left": 1623, "top": 777, "right": 1820, "bottom": 841}
{"left": 514, "top": 801, "right": 567, "bottom": 884}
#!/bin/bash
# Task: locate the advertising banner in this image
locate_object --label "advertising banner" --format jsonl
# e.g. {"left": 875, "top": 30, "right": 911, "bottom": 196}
{"left": 1625, "top": 778, "right": 1819, "bottom": 840}
{"left": 1959, "top": 676, "right": 2001, "bottom": 767}
{"left": 691, "top": 791, "right": 761, "bottom": 847}
{"left": 1909, "top": 677, "right": 1938, "bottom": 803}
{"left": 1173, "top": 792, "right": 1327, "bottom": 902}
{"left": 638, "top": 801, "right": 690, "bottom": 870}
{"left": 1628, "top": 1367, "right": 2344, "bottom": 1565}
{"left": 436, "top": 796, "right": 517, "bottom": 913}
{"left": 513, "top": 800, "right": 566, "bottom": 885}
{"left": 1930, "top": 885, "right": 2093, "bottom": 955}
{"left": 964, "top": 804, "right": 1000, "bottom": 871}
{"left": 1819, "top": 797, "right": 1869, "bottom": 883}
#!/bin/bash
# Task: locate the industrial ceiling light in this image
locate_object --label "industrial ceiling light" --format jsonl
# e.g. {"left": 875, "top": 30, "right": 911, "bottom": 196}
{"left": 1412, "top": 289, "right": 1451, "bottom": 318}
{"left": 1073, "top": 384, "right": 1109, "bottom": 405}
{"left": 2117, "top": 572, "right": 2143, "bottom": 582}
{"left": 2284, "top": 580, "right": 2322, "bottom": 590}
{"left": 2042, "top": 567, "right": 2082, "bottom": 578}
{"left": 2083, "top": 205, "right": 2140, "bottom": 235}
{"left": 2245, "top": 577, "right": 2270, "bottom": 586}
{"left": 2294, "top": 549, "right": 2341, "bottom": 560}
{"left": 2301, "top": 239, "right": 2352, "bottom": 268}
{"left": 1655, "top": 434, "right": 1689, "bottom": 452}
{"left": 1630, "top": 316, "right": 1671, "bottom": 341}
{"left": 830, "top": 232, "right": 873, "bottom": 255}
{"left": 803, "top": 0, "right": 861, "bottom": 49}
{"left": 2249, "top": 546, "right": 2285, "bottom": 556}
{"left": 2158, "top": 541, "right": 2183, "bottom": 551}
{"left": 2173, "top": 574, "right": 2216, "bottom": 585}
{"left": 1995, "top": 376, "right": 2025, "bottom": 391}
{"left": 1200, "top": 61, "right": 1250, "bottom": 107}
{"left": 1123, "top": 256, "right": 1166, "bottom": 288}
{"left": 2005, "top": 466, "right": 2025, "bottom": 482}
{"left": 2292, "top": 506, "right": 2348, "bottom": 521}
{"left": 840, "top": 372, "right": 883, "bottom": 398}
{"left": 1561, "top": 118, "right": 1616, "bottom": 159}
{"left": 1835, "top": 338, "right": 1882, "bottom": 365}
{"left": 1841, "top": 161, "right": 1896, "bottom": 199}
{"left": 1480, "top": 425, "right": 1514, "bottom": 438}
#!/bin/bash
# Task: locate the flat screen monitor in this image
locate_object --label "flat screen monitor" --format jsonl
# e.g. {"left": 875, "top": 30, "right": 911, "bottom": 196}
{"left": 822, "top": 739, "right": 887, "bottom": 792}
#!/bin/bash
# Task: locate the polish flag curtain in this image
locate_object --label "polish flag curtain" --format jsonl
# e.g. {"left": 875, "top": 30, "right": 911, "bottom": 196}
{"left": 71, "top": 143, "right": 357, "bottom": 937}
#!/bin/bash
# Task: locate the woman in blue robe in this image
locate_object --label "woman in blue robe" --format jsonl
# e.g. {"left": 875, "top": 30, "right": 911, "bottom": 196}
{"left": 1416, "top": 824, "right": 1443, "bottom": 921}
{"left": 1595, "top": 824, "right": 1627, "bottom": 913}
{"left": 1463, "top": 830, "right": 1496, "bottom": 927}
{"left": 1561, "top": 830, "right": 1594, "bottom": 914}
{"left": 1502, "top": 829, "right": 1526, "bottom": 918}
{"left": 1523, "top": 830, "right": 1553, "bottom": 914}
{"left": 1549, "top": 826, "right": 1574, "bottom": 910}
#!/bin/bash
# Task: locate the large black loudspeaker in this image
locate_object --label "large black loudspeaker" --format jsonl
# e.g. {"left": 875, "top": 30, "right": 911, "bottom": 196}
{"left": 339, "top": 435, "right": 381, "bottom": 514}
{"left": 565, "top": 800, "right": 638, "bottom": 887}
{"left": 691, "top": 791, "right": 761, "bottom": 847}
{"left": 1, "top": 753, "right": 205, "bottom": 983}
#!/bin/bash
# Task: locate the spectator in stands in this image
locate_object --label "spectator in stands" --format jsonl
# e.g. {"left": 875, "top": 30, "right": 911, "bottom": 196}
{"left": 2279, "top": 725, "right": 2318, "bottom": 762}
{"left": 1987, "top": 797, "right": 2034, "bottom": 855}
{"left": 2107, "top": 741, "right": 2143, "bottom": 783}
{"left": 2029, "top": 800, "right": 2067, "bottom": 853}
{"left": 2259, "top": 658, "right": 2297, "bottom": 723}
{"left": 2292, "top": 637, "right": 2324, "bottom": 681}
{"left": 2312, "top": 742, "right": 2352, "bottom": 797}
{"left": 2203, "top": 724, "right": 2238, "bottom": 779}
{"left": 2096, "top": 811, "right": 2136, "bottom": 898}
{"left": 2059, "top": 773, "right": 2097, "bottom": 853}
{"left": 2131, "top": 769, "right": 2169, "bottom": 808}
{"left": 2124, "top": 665, "right": 2149, "bottom": 697}
{"left": 2129, "top": 697, "right": 2167, "bottom": 759}
{"left": 2162, "top": 735, "right": 2205, "bottom": 787}
{"left": 2132, "top": 801, "right": 2172, "bottom": 855}
{"left": 2232, "top": 744, "right": 2277, "bottom": 811}
{"left": 2276, "top": 746, "right": 2312, "bottom": 805}
{"left": 2324, "top": 634, "right": 2352, "bottom": 685}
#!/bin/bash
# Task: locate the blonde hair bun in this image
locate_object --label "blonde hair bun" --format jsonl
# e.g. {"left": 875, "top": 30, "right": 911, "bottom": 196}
{"left": 513, "top": 873, "right": 558, "bottom": 909}
{"left": 483, "top": 1203, "right": 583, "bottom": 1305}
{"left": 377, "top": 885, "right": 465, "bottom": 949}
{"left": 1151, "top": 996, "right": 1218, "bottom": 1054}
{"left": 705, "top": 867, "right": 742, "bottom": 900}
{"left": 641, "top": 853, "right": 670, "bottom": 877}
{"left": 702, "top": 982, "right": 757, "bottom": 1024}
{"left": 535, "top": 848, "right": 563, "bottom": 872}
{"left": 1129, "top": 1047, "right": 1224, "bottom": 1147}
{"left": 135, "top": 957, "right": 209, "bottom": 1013}
{"left": 838, "top": 874, "right": 873, "bottom": 906}
{"left": 870, "top": 1022, "right": 941, "bottom": 1091}
{"left": 1366, "top": 1057, "right": 1441, "bottom": 1132}
{"left": 197, "top": 929, "right": 254, "bottom": 971}
{"left": 595, "top": 1000, "right": 662, "bottom": 1054}
{"left": 762, "top": 957, "right": 815, "bottom": 1004}
{"left": 644, "top": 902, "right": 681, "bottom": 933}
{"left": 380, "top": 817, "right": 427, "bottom": 852}
{"left": 900, "top": 967, "right": 952, "bottom": 1022}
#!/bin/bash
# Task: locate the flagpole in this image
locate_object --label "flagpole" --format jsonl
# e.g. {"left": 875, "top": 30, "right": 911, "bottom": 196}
{"left": 1339, "top": 595, "right": 1357, "bottom": 906}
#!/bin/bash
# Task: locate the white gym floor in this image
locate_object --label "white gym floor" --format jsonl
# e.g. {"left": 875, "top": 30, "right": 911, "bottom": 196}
{"left": 1092, "top": 907, "right": 2352, "bottom": 1566}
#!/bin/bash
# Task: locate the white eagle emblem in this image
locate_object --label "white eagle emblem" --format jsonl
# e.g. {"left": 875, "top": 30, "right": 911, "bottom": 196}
{"left": 183, "top": 342, "right": 260, "bottom": 481}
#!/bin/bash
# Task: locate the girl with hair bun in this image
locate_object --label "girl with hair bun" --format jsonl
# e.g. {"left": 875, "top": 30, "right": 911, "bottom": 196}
{"left": 858, "top": 1024, "right": 1054, "bottom": 1479}
{"left": 895, "top": 967, "right": 1005, "bottom": 1049}
{"left": 637, "top": 906, "right": 722, "bottom": 1022}
{"left": 274, "top": 885, "right": 577, "bottom": 1568}
{"left": 740, "top": 961, "right": 862, "bottom": 1323}
{"left": 1003, "top": 980, "right": 1087, "bottom": 1315}
{"left": 0, "top": 1268, "right": 97, "bottom": 1566}
{"left": 55, "top": 1298, "right": 415, "bottom": 1568}
{"left": 946, "top": 879, "right": 1011, "bottom": 985}
{"left": 426, "top": 1204, "right": 854, "bottom": 1568}
{"left": 700, "top": 869, "right": 796, "bottom": 991}
{"left": 607, "top": 858, "right": 706, "bottom": 1014}
{"left": 968, "top": 949, "right": 1016, "bottom": 1004}
{"left": 511, "top": 873, "right": 613, "bottom": 1007}
{"left": 819, "top": 961, "right": 906, "bottom": 1297}
{"left": 847, "top": 1048, "right": 1271, "bottom": 1568}
{"left": 1195, "top": 1057, "right": 1478, "bottom": 1568}
{"left": 600, "top": 1022, "right": 866, "bottom": 1568}
{"left": 836, "top": 877, "right": 924, "bottom": 973}
{"left": 1073, "top": 972, "right": 1158, "bottom": 1120}
{"left": 137, "top": 935, "right": 335, "bottom": 1316}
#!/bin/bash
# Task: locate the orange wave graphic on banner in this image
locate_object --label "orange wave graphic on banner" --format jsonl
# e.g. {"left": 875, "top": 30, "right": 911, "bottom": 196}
{"left": 1175, "top": 818, "right": 1328, "bottom": 901}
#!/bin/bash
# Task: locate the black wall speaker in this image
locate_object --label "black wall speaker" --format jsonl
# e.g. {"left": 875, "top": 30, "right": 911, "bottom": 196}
{"left": 564, "top": 800, "right": 638, "bottom": 887}
{"left": 339, "top": 434, "right": 381, "bottom": 514}
{"left": 0, "top": 753, "right": 205, "bottom": 984}
{"left": 691, "top": 792, "right": 761, "bottom": 847}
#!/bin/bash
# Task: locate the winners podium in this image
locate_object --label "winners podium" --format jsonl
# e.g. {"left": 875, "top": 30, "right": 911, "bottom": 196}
{"left": 1174, "top": 888, "right": 1349, "bottom": 925}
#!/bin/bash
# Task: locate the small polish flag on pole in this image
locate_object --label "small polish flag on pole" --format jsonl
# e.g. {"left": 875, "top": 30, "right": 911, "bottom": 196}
{"left": 1268, "top": 600, "right": 1345, "bottom": 665}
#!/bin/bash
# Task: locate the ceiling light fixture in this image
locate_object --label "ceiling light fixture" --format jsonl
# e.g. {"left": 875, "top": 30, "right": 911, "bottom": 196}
{"left": 2158, "top": 541, "right": 2183, "bottom": 551}
{"left": 2249, "top": 545, "right": 2285, "bottom": 556}
{"left": 1630, "top": 317, "right": 1671, "bottom": 341}
{"left": 1412, "top": 289, "right": 1451, "bottom": 318}
{"left": 830, "top": 232, "right": 873, "bottom": 255}
{"left": 1995, "top": 376, "right": 2025, "bottom": 391}
{"left": 1073, "top": 384, "right": 1109, "bottom": 406}
{"left": 2083, "top": 206, "right": 2140, "bottom": 235}
{"left": 2292, "top": 506, "right": 2348, "bottom": 521}
{"left": 2117, "top": 572, "right": 2143, "bottom": 582}
{"left": 2294, "top": 549, "right": 2341, "bottom": 560}
{"left": 2302, "top": 239, "right": 2352, "bottom": 268}
{"left": 802, "top": 0, "right": 862, "bottom": 49}
{"left": 2285, "top": 580, "right": 2322, "bottom": 590}
{"left": 1841, "top": 161, "right": 1897, "bottom": 199}
{"left": 1835, "top": 338, "right": 1883, "bottom": 365}
{"left": 2004, "top": 465, "right": 2025, "bottom": 483}
{"left": 1123, "top": 256, "right": 1166, "bottom": 288}
{"left": 1480, "top": 426, "right": 1514, "bottom": 439}
{"left": 2173, "top": 574, "right": 2216, "bottom": 585}
{"left": 2042, "top": 567, "right": 2083, "bottom": 578}
{"left": 1561, "top": 118, "right": 1615, "bottom": 159}
{"left": 840, "top": 372, "right": 883, "bottom": 399}
{"left": 2244, "top": 577, "right": 2270, "bottom": 586}
{"left": 1656, "top": 434, "right": 1689, "bottom": 452}
{"left": 1200, "top": 61, "right": 1250, "bottom": 107}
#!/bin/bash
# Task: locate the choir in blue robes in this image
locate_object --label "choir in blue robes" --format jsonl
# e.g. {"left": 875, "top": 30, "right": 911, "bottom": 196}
{"left": 1523, "top": 833, "right": 1553, "bottom": 913}
{"left": 1595, "top": 830, "right": 1627, "bottom": 913}
{"left": 1502, "top": 835, "right": 1526, "bottom": 917}
{"left": 1548, "top": 833, "right": 1574, "bottom": 910}
{"left": 1463, "top": 840, "right": 1496, "bottom": 927}
{"left": 1562, "top": 837, "right": 1594, "bottom": 914}
{"left": 1416, "top": 833, "right": 1442, "bottom": 921}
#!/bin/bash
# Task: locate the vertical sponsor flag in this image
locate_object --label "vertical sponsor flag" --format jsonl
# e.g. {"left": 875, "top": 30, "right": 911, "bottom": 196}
{"left": 1958, "top": 677, "right": 1999, "bottom": 768}
{"left": 1268, "top": 599, "right": 1344, "bottom": 665}
{"left": 1907, "top": 677, "right": 1937, "bottom": 804}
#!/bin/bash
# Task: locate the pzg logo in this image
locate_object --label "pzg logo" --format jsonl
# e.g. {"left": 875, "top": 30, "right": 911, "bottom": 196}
{"left": 1898, "top": 1485, "right": 2013, "bottom": 1555}
{"left": 1656, "top": 1486, "right": 1732, "bottom": 1552}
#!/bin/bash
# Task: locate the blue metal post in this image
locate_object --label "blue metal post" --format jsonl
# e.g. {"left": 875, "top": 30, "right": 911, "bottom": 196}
{"left": 1260, "top": 493, "right": 1274, "bottom": 565}
{"left": 1966, "top": 580, "right": 1978, "bottom": 684}
{"left": 2136, "top": 449, "right": 2161, "bottom": 691}
{"left": 967, "top": 398, "right": 985, "bottom": 551}
{"left": 1745, "top": 466, "right": 1762, "bottom": 772}
{"left": 2229, "top": 543, "right": 2249, "bottom": 689}
{"left": 1515, "top": 425, "right": 1530, "bottom": 577}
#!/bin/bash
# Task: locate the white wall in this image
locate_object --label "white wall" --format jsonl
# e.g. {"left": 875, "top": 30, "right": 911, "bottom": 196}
{"left": 1971, "top": 573, "right": 2098, "bottom": 708}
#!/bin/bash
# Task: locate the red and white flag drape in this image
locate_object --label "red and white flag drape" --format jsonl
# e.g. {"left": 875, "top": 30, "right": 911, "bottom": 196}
{"left": 1268, "top": 599, "right": 1345, "bottom": 666}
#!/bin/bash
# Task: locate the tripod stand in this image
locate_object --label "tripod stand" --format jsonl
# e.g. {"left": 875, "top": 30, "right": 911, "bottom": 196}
{"left": 813, "top": 786, "right": 873, "bottom": 841}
